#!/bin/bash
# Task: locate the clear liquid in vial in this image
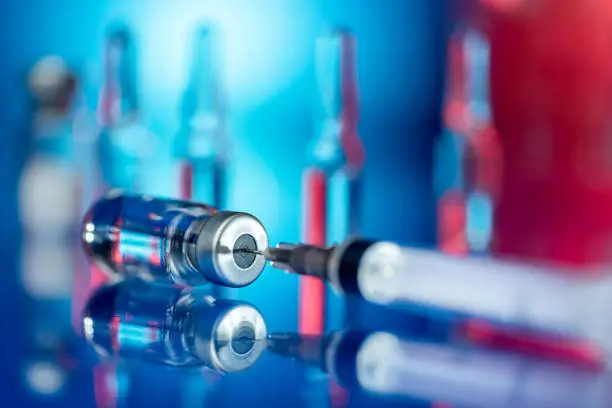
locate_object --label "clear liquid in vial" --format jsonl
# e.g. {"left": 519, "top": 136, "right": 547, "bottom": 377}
{"left": 82, "top": 190, "right": 217, "bottom": 285}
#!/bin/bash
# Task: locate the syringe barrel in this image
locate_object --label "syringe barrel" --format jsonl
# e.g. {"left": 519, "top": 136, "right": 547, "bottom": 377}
{"left": 336, "top": 240, "right": 612, "bottom": 359}
{"left": 82, "top": 190, "right": 268, "bottom": 287}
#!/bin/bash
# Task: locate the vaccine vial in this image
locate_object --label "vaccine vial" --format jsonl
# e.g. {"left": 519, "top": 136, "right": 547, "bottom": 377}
{"left": 82, "top": 190, "right": 269, "bottom": 288}
{"left": 83, "top": 279, "right": 267, "bottom": 372}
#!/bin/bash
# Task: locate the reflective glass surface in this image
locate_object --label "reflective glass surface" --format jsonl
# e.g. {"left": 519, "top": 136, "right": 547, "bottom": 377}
{"left": 6, "top": 241, "right": 612, "bottom": 408}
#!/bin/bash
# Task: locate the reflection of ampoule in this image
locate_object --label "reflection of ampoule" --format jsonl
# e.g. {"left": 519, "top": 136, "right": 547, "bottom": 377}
{"left": 174, "top": 25, "right": 227, "bottom": 207}
{"left": 83, "top": 279, "right": 267, "bottom": 371}
{"left": 302, "top": 27, "right": 364, "bottom": 334}
{"left": 97, "top": 25, "right": 156, "bottom": 193}
{"left": 268, "top": 331, "right": 612, "bottom": 408}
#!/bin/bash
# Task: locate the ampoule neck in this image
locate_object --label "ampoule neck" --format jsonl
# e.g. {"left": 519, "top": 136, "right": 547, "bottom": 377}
{"left": 99, "top": 27, "right": 139, "bottom": 126}
{"left": 464, "top": 26, "right": 492, "bottom": 129}
{"left": 316, "top": 28, "right": 358, "bottom": 123}
{"left": 312, "top": 27, "right": 363, "bottom": 173}
{"left": 181, "top": 26, "right": 221, "bottom": 124}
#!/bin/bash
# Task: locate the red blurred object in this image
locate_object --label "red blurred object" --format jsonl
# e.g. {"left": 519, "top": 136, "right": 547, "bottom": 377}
{"left": 110, "top": 315, "right": 121, "bottom": 351}
{"left": 443, "top": 31, "right": 469, "bottom": 133}
{"left": 179, "top": 161, "right": 193, "bottom": 200}
{"left": 438, "top": 191, "right": 468, "bottom": 255}
{"left": 94, "top": 363, "right": 118, "bottom": 408}
{"left": 488, "top": 0, "right": 612, "bottom": 265}
{"left": 111, "top": 217, "right": 123, "bottom": 267}
{"left": 329, "top": 380, "right": 350, "bottom": 408}
{"left": 436, "top": 29, "right": 470, "bottom": 255}
{"left": 299, "top": 168, "right": 327, "bottom": 335}
{"left": 437, "top": 0, "right": 612, "bottom": 369}
{"left": 465, "top": 126, "right": 503, "bottom": 200}
{"left": 461, "top": 319, "right": 604, "bottom": 370}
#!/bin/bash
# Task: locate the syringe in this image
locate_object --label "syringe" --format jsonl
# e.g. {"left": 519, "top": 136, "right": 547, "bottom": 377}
{"left": 264, "top": 238, "right": 612, "bottom": 365}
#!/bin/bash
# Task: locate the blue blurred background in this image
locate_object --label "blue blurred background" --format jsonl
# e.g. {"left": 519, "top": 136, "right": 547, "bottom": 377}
{"left": 1, "top": 0, "right": 445, "bottom": 319}
{"left": 0, "top": 1, "right": 448, "bottom": 406}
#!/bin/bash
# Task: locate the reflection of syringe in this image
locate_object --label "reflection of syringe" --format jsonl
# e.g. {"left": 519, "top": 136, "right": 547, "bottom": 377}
{"left": 263, "top": 238, "right": 612, "bottom": 366}
{"left": 267, "top": 331, "right": 612, "bottom": 408}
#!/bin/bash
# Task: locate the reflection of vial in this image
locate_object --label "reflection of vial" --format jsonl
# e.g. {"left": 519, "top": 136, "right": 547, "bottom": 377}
{"left": 83, "top": 279, "right": 267, "bottom": 372}
{"left": 174, "top": 25, "right": 227, "bottom": 207}
{"left": 98, "top": 25, "right": 155, "bottom": 192}
{"left": 302, "top": 27, "right": 364, "bottom": 333}
{"left": 82, "top": 190, "right": 268, "bottom": 288}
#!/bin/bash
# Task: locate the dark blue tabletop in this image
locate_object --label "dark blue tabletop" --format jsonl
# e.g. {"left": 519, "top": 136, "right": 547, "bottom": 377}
{"left": 4, "top": 233, "right": 612, "bottom": 408}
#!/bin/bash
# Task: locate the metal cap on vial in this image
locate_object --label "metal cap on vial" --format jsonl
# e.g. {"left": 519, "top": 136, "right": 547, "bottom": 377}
{"left": 192, "top": 301, "right": 267, "bottom": 373}
{"left": 190, "top": 211, "right": 268, "bottom": 288}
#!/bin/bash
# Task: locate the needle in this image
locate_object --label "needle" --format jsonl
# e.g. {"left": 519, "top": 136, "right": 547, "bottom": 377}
{"left": 232, "top": 248, "right": 263, "bottom": 256}
{"left": 232, "top": 247, "right": 291, "bottom": 260}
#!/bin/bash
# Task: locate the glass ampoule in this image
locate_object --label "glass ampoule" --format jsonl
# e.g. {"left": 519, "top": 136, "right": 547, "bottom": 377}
{"left": 174, "top": 25, "right": 228, "bottom": 206}
{"left": 97, "top": 25, "right": 156, "bottom": 192}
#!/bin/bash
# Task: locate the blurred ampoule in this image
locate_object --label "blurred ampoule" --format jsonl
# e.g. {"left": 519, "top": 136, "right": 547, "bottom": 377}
{"left": 434, "top": 27, "right": 469, "bottom": 255}
{"left": 173, "top": 25, "right": 229, "bottom": 299}
{"left": 19, "top": 56, "right": 82, "bottom": 242}
{"left": 97, "top": 25, "right": 156, "bottom": 194}
{"left": 174, "top": 24, "right": 228, "bottom": 208}
{"left": 84, "top": 279, "right": 266, "bottom": 407}
{"left": 301, "top": 27, "right": 364, "bottom": 335}
{"left": 462, "top": 26, "right": 502, "bottom": 254}
{"left": 17, "top": 56, "right": 98, "bottom": 405}
{"left": 434, "top": 21, "right": 501, "bottom": 256}
{"left": 17, "top": 58, "right": 86, "bottom": 401}
{"left": 299, "top": 26, "right": 364, "bottom": 408}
